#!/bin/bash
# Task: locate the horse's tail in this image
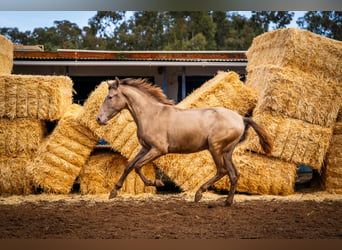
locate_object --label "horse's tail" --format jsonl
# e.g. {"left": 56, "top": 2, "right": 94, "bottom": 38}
{"left": 243, "top": 117, "right": 273, "bottom": 155}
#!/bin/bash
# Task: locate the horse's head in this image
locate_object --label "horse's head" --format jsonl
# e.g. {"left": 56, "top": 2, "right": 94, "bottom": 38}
{"left": 96, "top": 77, "right": 127, "bottom": 125}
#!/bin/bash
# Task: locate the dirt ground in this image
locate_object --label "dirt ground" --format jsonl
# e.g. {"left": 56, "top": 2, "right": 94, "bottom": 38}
{"left": 1, "top": 189, "right": 342, "bottom": 239}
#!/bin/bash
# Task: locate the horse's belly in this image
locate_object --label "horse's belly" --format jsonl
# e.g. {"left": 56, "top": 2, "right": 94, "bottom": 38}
{"left": 167, "top": 132, "right": 208, "bottom": 153}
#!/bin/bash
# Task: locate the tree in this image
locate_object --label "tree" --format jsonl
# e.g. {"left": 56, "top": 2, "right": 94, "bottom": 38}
{"left": 88, "top": 11, "right": 125, "bottom": 38}
{"left": 297, "top": 11, "right": 342, "bottom": 40}
{"left": 54, "top": 20, "right": 82, "bottom": 49}
{"left": 165, "top": 11, "right": 216, "bottom": 50}
{"left": 0, "top": 27, "right": 33, "bottom": 44}
{"left": 251, "top": 11, "right": 294, "bottom": 32}
{"left": 120, "top": 11, "right": 169, "bottom": 50}
{"left": 211, "top": 12, "right": 264, "bottom": 50}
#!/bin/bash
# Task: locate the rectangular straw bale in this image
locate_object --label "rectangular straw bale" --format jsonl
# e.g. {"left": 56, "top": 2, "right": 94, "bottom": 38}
{"left": 246, "top": 28, "right": 342, "bottom": 81}
{"left": 0, "top": 157, "right": 33, "bottom": 195}
{"left": 26, "top": 104, "right": 98, "bottom": 194}
{"left": 243, "top": 111, "right": 333, "bottom": 170}
{"left": 0, "top": 35, "right": 13, "bottom": 75}
{"left": 0, "top": 118, "right": 45, "bottom": 158}
{"left": 321, "top": 133, "right": 342, "bottom": 193}
{"left": 154, "top": 151, "right": 216, "bottom": 192}
{"left": 178, "top": 71, "right": 257, "bottom": 115}
{"left": 79, "top": 152, "right": 155, "bottom": 195}
{"left": 246, "top": 65, "right": 341, "bottom": 127}
{"left": 214, "top": 147, "right": 297, "bottom": 195}
{"left": 0, "top": 74, "right": 73, "bottom": 120}
{"left": 155, "top": 146, "right": 297, "bottom": 195}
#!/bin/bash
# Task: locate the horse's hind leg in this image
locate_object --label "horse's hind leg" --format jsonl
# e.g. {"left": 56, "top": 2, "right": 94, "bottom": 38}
{"left": 195, "top": 149, "right": 227, "bottom": 203}
{"left": 223, "top": 148, "right": 240, "bottom": 206}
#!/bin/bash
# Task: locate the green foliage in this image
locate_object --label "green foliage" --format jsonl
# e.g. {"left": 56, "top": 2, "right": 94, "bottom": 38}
{"left": 297, "top": 11, "right": 341, "bottom": 40}
{"left": 0, "top": 11, "right": 340, "bottom": 52}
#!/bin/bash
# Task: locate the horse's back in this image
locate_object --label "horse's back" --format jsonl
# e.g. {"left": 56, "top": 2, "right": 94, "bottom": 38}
{"left": 166, "top": 107, "right": 244, "bottom": 153}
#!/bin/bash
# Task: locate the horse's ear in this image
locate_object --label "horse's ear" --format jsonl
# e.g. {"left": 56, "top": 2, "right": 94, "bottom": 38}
{"left": 107, "top": 77, "right": 120, "bottom": 89}
{"left": 114, "top": 77, "right": 120, "bottom": 88}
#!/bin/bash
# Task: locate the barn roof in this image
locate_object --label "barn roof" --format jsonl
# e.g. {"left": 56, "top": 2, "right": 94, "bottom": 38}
{"left": 13, "top": 49, "right": 247, "bottom": 67}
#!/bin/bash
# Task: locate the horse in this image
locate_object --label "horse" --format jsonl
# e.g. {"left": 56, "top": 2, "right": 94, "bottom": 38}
{"left": 96, "top": 77, "right": 272, "bottom": 206}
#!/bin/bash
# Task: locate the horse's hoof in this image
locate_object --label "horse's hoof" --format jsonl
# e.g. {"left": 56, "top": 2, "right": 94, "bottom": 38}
{"left": 155, "top": 179, "right": 164, "bottom": 187}
{"left": 108, "top": 189, "right": 118, "bottom": 199}
{"left": 225, "top": 200, "right": 233, "bottom": 207}
{"left": 194, "top": 191, "right": 203, "bottom": 202}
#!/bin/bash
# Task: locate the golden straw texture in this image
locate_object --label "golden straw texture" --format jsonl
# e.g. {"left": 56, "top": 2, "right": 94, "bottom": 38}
{"left": 178, "top": 71, "right": 257, "bottom": 115}
{"left": 246, "top": 28, "right": 342, "bottom": 81}
{"left": 0, "top": 118, "right": 45, "bottom": 158}
{"left": 0, "top": 74, "right": 73, "bottom": 120}
{"left": 0, "top": 35, "right": 13, "bottom": 75}
{"left": 321, "top": 120, "right": 342, "bottom": 193}
{"left": 0, "top": 157, "right": 33, "bottom": 195}
{"left": 214, "top": 147, "right": 297, "bottom": 195}
{"left": 27, "top": 104, "right": 98, "bottom": 193}
{"left": 243, "top": 111, "right": 333, "bottom": 170}
{"left": 79, "top": 152, "right": 156, "bottom": 195}
{"left": 246, "top": 65, "right": 341, "bottom": 127}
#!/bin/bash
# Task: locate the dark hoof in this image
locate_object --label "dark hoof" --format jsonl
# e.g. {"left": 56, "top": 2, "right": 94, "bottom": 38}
{"left": 108, "top": 188, "right": 118, "bottom": 199}
{"left": 194, "top": 191, "right": 203, "bottom": 202}
{"left": 155, "top": 179, "right": 164, "bottom": 187}
{"left": 225, "top": 200, "right": 233, "bottom": 207}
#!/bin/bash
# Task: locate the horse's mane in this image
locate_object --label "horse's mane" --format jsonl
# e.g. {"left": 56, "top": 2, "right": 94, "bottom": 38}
{"left": 121, "top": 78, "right": 174, "bottom": 105}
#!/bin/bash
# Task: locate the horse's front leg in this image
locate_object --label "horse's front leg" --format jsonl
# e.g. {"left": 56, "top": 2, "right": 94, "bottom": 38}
{"left": 109, "top": 147, "right": 148, "bottom": 199}
{"left": 133, "top": 147, "right": 164, "bottom": 187}
{"left": 109, "top": 147, "right": 163, "bottom": 199}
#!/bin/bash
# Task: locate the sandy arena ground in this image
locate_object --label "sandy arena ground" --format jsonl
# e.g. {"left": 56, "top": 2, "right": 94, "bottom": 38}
{"left": 1, "top": 190, "right": 341, "bottom": 239}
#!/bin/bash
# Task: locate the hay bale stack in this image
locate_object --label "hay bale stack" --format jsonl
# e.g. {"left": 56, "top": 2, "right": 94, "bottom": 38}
{"left": 242, "top": 111, "right": 333, "bottom": 170}
{"left": 0, "top": 35, "right": 13, "bottom": 75}
{"left": 246, "top": 66, "right": 341, "bottom": 128}
{"left": 246, "top": 28, "right": 342, "bottom": 81}
{"left": 0, "top": 157, "right": 33, "bottom": 195}
{"left": 0, "top": 118, "right": 44, "bottom": 195}
{"left": 0, "top": 118, "right": 45, "bottom": 158}
{"left": 178, "top": 71, "right": 257, "bottom": 115}
{"left": 244, "top": 29, "right": 341, "bottom": 172}
{"left": 214, "top": 147, "right": 297, "bottom": 195}
{"left": 155, "top": 146, "right": 297, "bottom": 195}
{"left": 79, "top": 152, "right": 156, "bottom": 195}
{"left": 26, "top": 104, "right": 98, "bottom": 194}
{"left": 0, "top": 75, "right": 73, "bottom": 120}
{"left": 321, "top": 110, "right": 342, "bottom": 193}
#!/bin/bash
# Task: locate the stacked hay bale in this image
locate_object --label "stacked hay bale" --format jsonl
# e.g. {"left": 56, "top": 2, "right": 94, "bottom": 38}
{"left": 321, "top": 110, "right": 342, "bottom": 193}
{"left": 0, "top": 35, "right": 75, "bottom": 195}
{"left": 26, "top": 104, "right": 98, "bottom": 194}
{"left": 0, "top": 35, "right": 13, "bottom": 75}
{"left": 217, "top": 28, "right": 341, "bottom": 194}
{"left": 0, "top": 74, "right": 73, "bottom": 195}
{"left": 78, "top": 152, "right": 155, "bottom": 195}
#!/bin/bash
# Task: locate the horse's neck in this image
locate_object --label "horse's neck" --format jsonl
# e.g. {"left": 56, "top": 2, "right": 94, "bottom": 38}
{"left": 121, "top": 85, "right": 164, "bottom": 127}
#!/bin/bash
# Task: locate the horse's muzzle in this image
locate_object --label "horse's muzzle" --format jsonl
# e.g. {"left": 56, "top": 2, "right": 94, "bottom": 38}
{"left": 96, "top": 116, "right": 108, "bottom": 126}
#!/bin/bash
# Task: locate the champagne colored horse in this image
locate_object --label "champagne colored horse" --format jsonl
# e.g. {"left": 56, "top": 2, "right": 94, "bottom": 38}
{"left": 96, "top": 77, "right": 272, "bottom": 206}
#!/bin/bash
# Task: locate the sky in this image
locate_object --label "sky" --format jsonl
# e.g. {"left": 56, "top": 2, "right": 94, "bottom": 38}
{"left": 0, "top": 11, "right": 305, "bottom": 32}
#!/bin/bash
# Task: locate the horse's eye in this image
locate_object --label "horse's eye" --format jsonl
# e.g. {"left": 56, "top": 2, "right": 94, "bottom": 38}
{"left": 108, "top": 96, "right": 113, "bottom": 100}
